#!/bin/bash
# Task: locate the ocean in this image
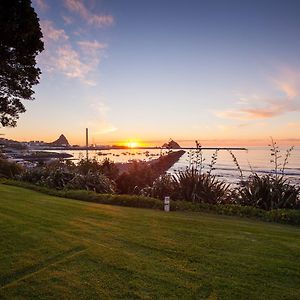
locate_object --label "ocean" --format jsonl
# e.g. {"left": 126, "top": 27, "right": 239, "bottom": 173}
{"left": 170, "top": 146, "right": 300, "bottom": 185}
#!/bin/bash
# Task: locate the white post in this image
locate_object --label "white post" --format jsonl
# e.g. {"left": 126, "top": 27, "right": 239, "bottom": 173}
{"left": 164, "top": 196, "right": 170, "bottom": 212}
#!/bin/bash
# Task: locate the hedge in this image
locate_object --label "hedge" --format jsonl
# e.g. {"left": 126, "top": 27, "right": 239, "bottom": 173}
{"left": 1, "top": 179, "right": 299, "bottom": 226}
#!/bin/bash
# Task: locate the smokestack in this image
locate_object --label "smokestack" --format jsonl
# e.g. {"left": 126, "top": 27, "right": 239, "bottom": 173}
{"left": 86, "top": 128, "right": 89, "bottom": 147}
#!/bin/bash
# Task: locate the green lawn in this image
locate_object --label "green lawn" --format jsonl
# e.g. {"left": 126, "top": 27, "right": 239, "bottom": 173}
{"left": 0, "top": 184, "right": 299, "bottom": 299}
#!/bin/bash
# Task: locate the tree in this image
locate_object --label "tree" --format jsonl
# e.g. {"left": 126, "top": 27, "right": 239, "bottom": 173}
{"left": 0, "top": 0, "right": 44, "bottom": 127}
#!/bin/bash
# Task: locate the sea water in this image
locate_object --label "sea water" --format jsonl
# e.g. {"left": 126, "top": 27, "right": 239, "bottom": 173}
{"left": 169, "top": 146, "right": 300, "bottom": 185}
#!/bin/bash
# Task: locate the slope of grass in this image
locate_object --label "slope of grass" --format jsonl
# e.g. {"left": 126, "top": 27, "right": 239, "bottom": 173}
{"left": 0, "top": 184, "right": 300, "bottom": 299}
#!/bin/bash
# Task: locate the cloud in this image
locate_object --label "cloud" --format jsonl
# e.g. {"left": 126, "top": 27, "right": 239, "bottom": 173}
{"left": 55, "top": 45, "right": 91, "bottom": 79}
{"left": 218, "top": 100, "right": 300, "bottom": 120}
{"left": 83, "top": 100, "right": 117, "bottom": 135}
{"left": 274, "top": 80, "right": 298, "bottom": 99}
{"left": 41, "top": 20, "right": 69, "bottom": 43}
{"left": 217, "top": 68, "right": 300, "bottom": 120}
{"left": 39, "top": 21, "right": 106, "bottom": 85}
{"left": 217, "top": 101, "right": 295, "bottom": 120}
{"left": 77, "top": 40, "right": 107, "bottom": 54}
{"left": 62, "top": 15, "right": 73, "bottom": 25}
{"left": 33, "top": 0, "right": 48, "bottom": 11}
{"left": 216, "top": 122, "right": 253, "bottom": 131}
{"left": 272, "top": 68, "right": 300, "bottom": 99}
{"left": 64, "top": 0, "right": 114, "bottom": 27}
{"left": 237, "top": 122, "right": 251, "bottom": 128}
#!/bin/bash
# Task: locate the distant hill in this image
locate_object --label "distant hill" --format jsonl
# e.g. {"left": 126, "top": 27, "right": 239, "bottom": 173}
{"left": 162, "top": 139, "right": 181, "bottom": 149}
{"left": 49, "top": 134, "right": 70, "bottom": 147}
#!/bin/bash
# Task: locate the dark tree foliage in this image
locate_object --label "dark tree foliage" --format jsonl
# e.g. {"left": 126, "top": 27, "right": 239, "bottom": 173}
{"left": 0, "top": 0, "right": 44, "bottom": 127}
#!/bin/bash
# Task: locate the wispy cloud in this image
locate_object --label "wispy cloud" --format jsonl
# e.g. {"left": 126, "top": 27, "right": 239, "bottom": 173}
{"left": 39, "top": 20, "right": 106, "bottom": 85}
{"left": 217, "top": 100, "right": 299, "bottom": 120}
{"left": 274, "top": 80, "right": 298, "bottom": 99}
{"left": 217, "top": 68, "right": 300, "bottom": 120}
{"left": 55, "top": 45, "right": 91, "bottom": 79}
{"left": 272, "top": 67, "right": 300, "bottom": 99}
{"left": 64, "top": 0, "right": 114, "bottom": 27}
{"left": 41, "top": 20, "right": 68, "bottom": 42}
{"left": 77, "top": 40, "right": 107, "bottom": 53}
{"left": 62, "top": 15, "right": 73, "bottom": 25}
{"left": 83, "top": 100, "right": 117, "bottom": 135}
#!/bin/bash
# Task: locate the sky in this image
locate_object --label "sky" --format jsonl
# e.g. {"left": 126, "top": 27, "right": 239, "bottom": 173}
{"left": 3, "top": 0, "right": 300, "bottom": 146}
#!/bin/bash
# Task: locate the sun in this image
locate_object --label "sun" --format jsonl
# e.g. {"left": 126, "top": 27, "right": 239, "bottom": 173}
{"left": 126, "top": 141, "right": 139, "bottom": 148}
{"left": 119, "top": 139, "right": 144, "bottom": 148}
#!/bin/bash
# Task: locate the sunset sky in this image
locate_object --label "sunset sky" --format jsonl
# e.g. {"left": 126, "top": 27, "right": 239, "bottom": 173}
{"left": 3, "top": 0, "right": 300, "bottom": 146}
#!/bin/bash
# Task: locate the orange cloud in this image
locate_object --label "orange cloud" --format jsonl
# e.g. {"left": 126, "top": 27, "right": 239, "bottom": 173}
{"left": 217, "top": 68, "right": 300, "bottom": 120}
{"left": 218, "top": 100, "right": 300, "bottom": 120}
{"left": 272, "top": 67, "right": 300, "bottom": 99}
{"left": 274, "top": 81, "right": 298, "bottom": 98}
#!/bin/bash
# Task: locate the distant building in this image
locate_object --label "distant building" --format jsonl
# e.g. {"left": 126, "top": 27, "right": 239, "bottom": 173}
{"left": 28, "top": 140, "right": 46, "bottom": 146}
{"left": 0, "top": 138, "right": 27, "bottom": 150}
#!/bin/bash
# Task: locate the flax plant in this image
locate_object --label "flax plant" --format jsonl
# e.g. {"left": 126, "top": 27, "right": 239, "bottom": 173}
{"left": 281, "top": 146, "right": 294, "bottom": 175}
{"left": 228, "top": 150, "right": 244, "bottom": 181}
{"left": 207, "top": 149, "right": 219, "bottom": 176}
{"left": 269, "top": 137, "right": 282, "bottom": 178}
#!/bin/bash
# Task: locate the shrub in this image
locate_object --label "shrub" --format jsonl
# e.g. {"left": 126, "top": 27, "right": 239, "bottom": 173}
{"left": 39, "top": 168, "right": 75, "bottom": 189}
{"left": 1, "top": 180, "right": 162, "bottom": 210}
{"left": 0, "top": 158, "right": 23, "bottom": 178}
{"left": 141, "top": 168, "right": 233, "bottom": 205}
{"left": 19, "top": 160, "right": 116, "bottom": 194}
{"left": 168, "top": 199, "right": 300, "bottom": 226}
{"left": 77, "top": 158, "right": 119, "bottom": 180}
{"left": 20, "top": 166, "right": 46, "bottom": 183}
{"left": 141, "top": 174, "right": 176, "bottom": 199}
{"left": 67, "top": 171, "right": 116, "bottom": 193}
{"left": 172, "top": 168, "right": 232, "bottom": 204}
{"left": 99, "top": 158, "right": 119, "bottom": 180}
{"left": 115, "top": 151, "right": 185, "bottom": 195}
{"left": 237, "top": 174, "right": 300, "bottom": 210}
{"left": 116, "top": 161, "right": 156, "bottom": 194}
{"left": 76, "top": 158, "right": 101, "bottom": 174}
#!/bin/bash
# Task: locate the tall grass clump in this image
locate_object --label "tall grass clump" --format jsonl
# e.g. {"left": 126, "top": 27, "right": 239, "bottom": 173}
{"left": 144, "top": 141, "right": 233, "bottom": 204}
{"left": 238, "top": 174, "right": 299, "bottom": 210}
{"left": 236, "top": 138, "right": 299, "bottom": 210}
{"left": 172, "top": 168, "right": 232, "bottom": 204}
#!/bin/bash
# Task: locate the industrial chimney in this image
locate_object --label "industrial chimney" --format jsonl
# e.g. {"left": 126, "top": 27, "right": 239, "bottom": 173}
{"left": 86, "top": 128, "right": 89, "bottom": 148}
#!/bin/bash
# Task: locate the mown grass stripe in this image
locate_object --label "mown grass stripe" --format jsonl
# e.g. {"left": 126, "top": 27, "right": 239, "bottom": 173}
{"left": 0, "top": 246, "right": 87, "bottom": 290}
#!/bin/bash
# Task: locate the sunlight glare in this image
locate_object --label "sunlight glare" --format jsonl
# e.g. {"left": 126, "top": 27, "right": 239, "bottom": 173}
{"left": 127, "top": 141, "right": 139, "bottom": 148}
